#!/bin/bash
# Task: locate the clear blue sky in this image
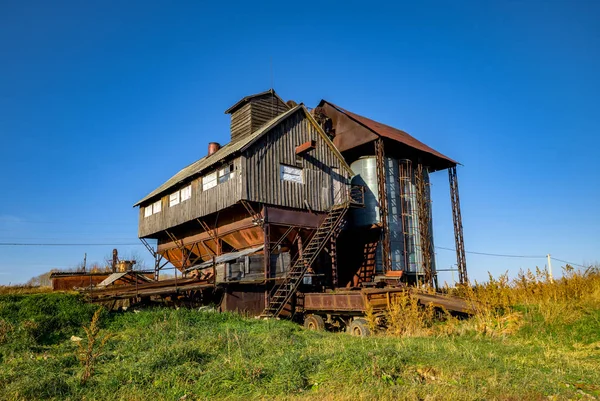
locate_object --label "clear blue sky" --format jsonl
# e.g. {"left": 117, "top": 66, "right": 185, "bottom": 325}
{"left": 1, "top": 0, "right": 598, "bottom": 285}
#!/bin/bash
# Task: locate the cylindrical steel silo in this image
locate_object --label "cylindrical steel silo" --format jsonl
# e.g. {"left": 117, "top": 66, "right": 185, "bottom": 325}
{"left": 350, "top": 156, "right": 435, "bottom": 278}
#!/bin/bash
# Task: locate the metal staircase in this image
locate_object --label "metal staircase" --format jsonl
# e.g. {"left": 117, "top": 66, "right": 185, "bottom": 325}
{"left": 259, "top": 203, "right": 350, "bottom": 318}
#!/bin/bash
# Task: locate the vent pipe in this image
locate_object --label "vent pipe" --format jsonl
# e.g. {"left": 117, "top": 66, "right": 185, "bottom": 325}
{"left": 208, "top": 142, "right": 221, "bottom": 156}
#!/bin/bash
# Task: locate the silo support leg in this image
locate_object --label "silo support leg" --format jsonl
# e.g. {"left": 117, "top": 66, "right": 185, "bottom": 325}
{"left": 375, "top": 139, "right": 391, "bottom": 274}
{"left": 448, "top": 166, "right": 468, "bottom": 284}
{"left": 415, "top": 164, "right": 433, "bottom": 287}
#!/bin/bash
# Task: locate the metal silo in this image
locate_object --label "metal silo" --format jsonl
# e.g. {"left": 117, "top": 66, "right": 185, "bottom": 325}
{"left": 351, "top": 156, "right": 436, "bottom": 278}
{"left": 350, "top": 157, "right": 379, "bottom": 227}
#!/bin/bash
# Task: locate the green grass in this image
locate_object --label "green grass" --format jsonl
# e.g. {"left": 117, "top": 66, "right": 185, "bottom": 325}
{"left": 0, "top": 292, "right": 599, "bottom": 400}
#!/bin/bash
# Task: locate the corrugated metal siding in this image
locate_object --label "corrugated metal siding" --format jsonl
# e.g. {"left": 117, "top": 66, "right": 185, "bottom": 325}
{"left": 139, "top": 157, "right": 243, "bottom": 237}
{"left": 244, "top": 110, "right": 349, "bottom": 212}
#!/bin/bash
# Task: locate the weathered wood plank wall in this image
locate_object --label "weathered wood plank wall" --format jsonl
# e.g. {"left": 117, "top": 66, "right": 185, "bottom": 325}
{"left": 230, "top": 103, "right": 252, "bottom": 143}
{"left": 138, "top": 157, "right": 243, "bottom": 237}
{"left": 244, "top": 109, "right": 349, "bottom": 212}
{"left": 138, "top": 107, "right": 349, "bottom": 238}
{"left": 230, "top": 95, "right": 288, "bottom": 143}
{"left": 250, "top": 97, "right": 289, "bottom": 133}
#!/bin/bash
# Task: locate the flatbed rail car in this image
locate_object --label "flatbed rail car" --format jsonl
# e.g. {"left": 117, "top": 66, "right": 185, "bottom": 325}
{"left": 301, "top": 287, "right": 475, "bottom": 336}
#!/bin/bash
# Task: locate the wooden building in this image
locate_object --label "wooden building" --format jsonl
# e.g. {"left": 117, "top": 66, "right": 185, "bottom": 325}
{"left": 135, "top": 90, "right": 354, "bottom": 314}
{"left": 134, "top": 90, "right": 467, "bottom": 317}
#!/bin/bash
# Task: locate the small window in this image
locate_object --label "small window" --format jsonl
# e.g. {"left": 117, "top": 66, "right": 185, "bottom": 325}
{"left": 145, "top": 200, "right": 162, "bottom": 217}
{"left": 218, "top": 164, "right": 235, "bottom": 184}
{"left": 180, "top": 185, "right": 192, "bottom": 201}
{"left": 169, "top": 191, "right": 180, "bottom": 207}
{"left": 152, "top": 200, "right": 162, "bottom": 214}
{"left": 202, "top": 172, "right": 217, "bottom": 191}
{"left": 280, "top": 164, "right": 303, "bottom": 183}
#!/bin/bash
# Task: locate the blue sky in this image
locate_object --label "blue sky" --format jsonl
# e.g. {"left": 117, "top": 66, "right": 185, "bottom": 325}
{"left": 0, "top": 0, "right": 598, "bottom": 285}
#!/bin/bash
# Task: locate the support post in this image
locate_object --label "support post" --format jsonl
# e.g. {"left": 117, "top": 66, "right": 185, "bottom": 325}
{"left": 330, "top": 234, "right": 338, "bottom": 287}
{"left": 112, "top": 249, "right": 118, "bottom": 273}
{"left": 263, "top": 206, "right": 270, "bottom": 306}
{"left": 398, "top": 159, "right": 414, "bottom": 273}
{"left": 547, "top": 254, "right": 554, "bottom": 283}
{"left": 415, "top": 164, "right": 434, "bottom": 287}
{"left": 154, "top": 254, "right": 162, "bottom": 281}
{"left": 375, "top": 138, "right": 391, "bottom": 274}
{"left": 448, "top": 166, "right": 468, "bottom": 284}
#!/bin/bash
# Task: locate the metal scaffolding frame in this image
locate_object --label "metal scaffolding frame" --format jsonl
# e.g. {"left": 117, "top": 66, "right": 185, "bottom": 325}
{"left": 375, "top": 138, "right": 391, "bottom": 273}
{"left": 140, "top": 238, "right": 170, "bottom": 281}
{"left": 449, "top": 166, "right": 468, "bottom": 284}
{"left": 415, "top": 163, "right": 434, "bottom": 287}
{"left": 398, "top": 159, "right": 416, "bottom": 274}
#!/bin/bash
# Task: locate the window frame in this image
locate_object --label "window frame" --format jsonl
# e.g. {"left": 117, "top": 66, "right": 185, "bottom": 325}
{"left": 202, "top": 171, "right": 218, "bottom": 191}
{"left": 218, "top": 163, "right": 235, "bottom": 184}
{"left": 169, "top": 191, "right": 180, "bottom": 207}
{"left": 280, "top": 163, "right": 304, "bottom": 184}
{"left": 152, "top": 200, "right": 161, "bottom": 214}
{"left": 180, "top": 184, "right": 192, "bottom": 202}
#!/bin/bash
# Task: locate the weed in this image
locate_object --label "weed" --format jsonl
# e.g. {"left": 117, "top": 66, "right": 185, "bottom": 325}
{"left": 77, "top": 307, "right": 112, "bottom": 384}
{"left": 385, "top": 290, "right": 436, "bottom": 337}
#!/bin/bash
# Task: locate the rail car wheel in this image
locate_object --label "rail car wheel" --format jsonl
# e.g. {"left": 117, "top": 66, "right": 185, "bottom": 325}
{"left": 348, "top": 318, "right": 371, "bottom": 337}
{"left": 304, "top": 314, "right": 325, "bottom": 331}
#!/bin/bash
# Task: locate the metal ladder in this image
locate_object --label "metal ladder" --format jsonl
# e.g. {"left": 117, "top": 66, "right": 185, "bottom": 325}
{"left": 259, "top": 203, "right": 349, "bottom": 318}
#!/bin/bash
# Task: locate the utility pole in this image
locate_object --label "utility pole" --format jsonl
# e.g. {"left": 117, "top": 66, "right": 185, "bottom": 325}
{"left": 547, "top": 254, "right": 554, "bottom": 283}
{"left": 83, "top": 253, "right": 87, "bottom": 272}
{"left": 112, "top": 249, "right": 118, "bottom": 273}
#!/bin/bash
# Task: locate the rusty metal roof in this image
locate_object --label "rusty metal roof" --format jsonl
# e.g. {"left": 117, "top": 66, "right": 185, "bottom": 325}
{"left": 319, "top": 100, "right": 457, "bottom": 166}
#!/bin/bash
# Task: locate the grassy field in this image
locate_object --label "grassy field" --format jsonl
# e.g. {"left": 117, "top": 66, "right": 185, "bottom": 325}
{"left": 0, "top": 268, "right": 599, "bottom": 400}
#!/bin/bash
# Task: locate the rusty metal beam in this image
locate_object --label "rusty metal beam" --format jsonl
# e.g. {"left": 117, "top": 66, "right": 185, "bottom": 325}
{"left": 270, "top": 225, "right": 296, "bottom": 252}
{"left": 197, "top": 219, "right": 221, "bottom": 254}
{"left": 241, "top": 200, "right": 264, "bottom": 228}
{"left": 157, "top": 216, "right": 256, "bottom": 252}
{"left": 449, "top": 166, "right": 468, "bottom": 284}
{"left": 264, "top": 222, "right": 271, "bottom": 305}
{"left": 295, "top": 140, "right": 316, "bottom": 155}
{"left": 375, "top": 138, "right": 391, "bottom": 273}
{"left": 330, "top": 235, "right": 337, "bottom": 287}
{"left": 415, "top": 163, "right": 434, "bottom": 287}
{"left": 398, "top": 159, "right": 413, "bottom": 273}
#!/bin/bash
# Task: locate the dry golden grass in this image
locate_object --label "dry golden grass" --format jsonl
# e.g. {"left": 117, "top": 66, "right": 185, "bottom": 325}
{"left": 383, "top": 265, "right": 600, "bottom": 338}
{"left": 0, "top": 285, "right": 53, "bottom": 295}
{"left": 384, "top": 290, "right": 437, "bottom": 337}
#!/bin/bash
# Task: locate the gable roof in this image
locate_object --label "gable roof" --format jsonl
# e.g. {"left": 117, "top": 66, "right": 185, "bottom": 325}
{"left": 224, "top": 89, "right": 288, "bottom": 114}
{"left": 318, "top": 100, "right": 457, "bottom": 167}
{"left": 134, "top": 105, "right": 352, "bottom": 207}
